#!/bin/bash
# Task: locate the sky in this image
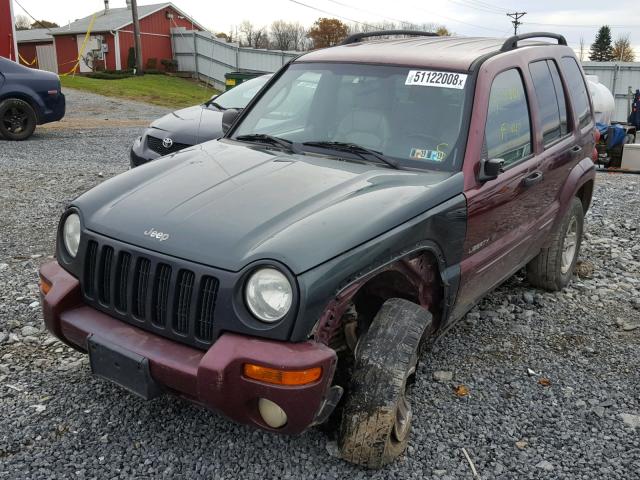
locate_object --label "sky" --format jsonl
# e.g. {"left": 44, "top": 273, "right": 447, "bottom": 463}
{"left": 11, "top": 0, "right": 640, "bottom": 57}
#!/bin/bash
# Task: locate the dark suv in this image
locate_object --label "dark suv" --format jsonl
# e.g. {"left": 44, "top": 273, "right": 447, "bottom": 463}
{"left": 40, "top": 32, "right": 595, "bottom": 468}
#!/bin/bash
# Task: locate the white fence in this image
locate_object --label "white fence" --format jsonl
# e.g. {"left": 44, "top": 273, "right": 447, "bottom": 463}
{"left": 171, "top": 28, "right": 299, "bottom": 91}
{"left": 582, "top": 62, "right": 640, "bottom": 122}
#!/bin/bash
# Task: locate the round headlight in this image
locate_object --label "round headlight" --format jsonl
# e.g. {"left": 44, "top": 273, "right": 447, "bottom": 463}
{"left": 63, "top": 213, "right": 81, "bottom": 258}
{"left": 245, "top": 268, "right": 293, "bottom": 323}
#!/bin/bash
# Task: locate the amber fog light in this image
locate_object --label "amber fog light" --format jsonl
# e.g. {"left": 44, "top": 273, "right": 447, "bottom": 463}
{"left": 258, "top": 398, "right": 287, "bottom": 429}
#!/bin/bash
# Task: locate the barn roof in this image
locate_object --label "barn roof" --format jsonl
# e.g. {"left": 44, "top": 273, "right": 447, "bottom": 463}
{"left": 50, "top": 2, "right": 205, "bottom": 35}
{"left": 16, "top": 28, "right": 53, "bottom": 43}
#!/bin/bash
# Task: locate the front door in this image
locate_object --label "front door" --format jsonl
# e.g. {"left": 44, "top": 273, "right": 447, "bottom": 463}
{"left": 455, "top": 68, "right": 551, "bottom": 315}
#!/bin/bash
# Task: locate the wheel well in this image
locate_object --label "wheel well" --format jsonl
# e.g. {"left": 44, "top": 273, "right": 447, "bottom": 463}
{"left": 576, "top": 180, "right": 594, "bottom": 213}
{"left": 314, "top": 250, "right": 444, "bottom": 347}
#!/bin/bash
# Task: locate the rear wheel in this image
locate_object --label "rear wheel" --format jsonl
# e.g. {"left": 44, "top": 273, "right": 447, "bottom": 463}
{"left": 527, "top": 197, "right": 584, "bottom": 291}
{"left": 338, "top": 298, "right": 432, "bottom": 469}
{"left": 0, "top": 98, "right": 37, "bottom": 141}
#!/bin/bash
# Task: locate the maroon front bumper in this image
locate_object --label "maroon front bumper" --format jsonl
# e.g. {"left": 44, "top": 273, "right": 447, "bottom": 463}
{"left": 40, "top": 261, "right": 337, "bottom": 434}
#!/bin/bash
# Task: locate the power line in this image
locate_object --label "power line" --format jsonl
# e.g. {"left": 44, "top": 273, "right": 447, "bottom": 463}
{"left": 13, "top": 0, "right": 54, "bottom": 31}
{"left": 325, "top": 0, "right": 419, "bottom": 28}
{"left": 287, "top": 0, "right": 376, "bottom": 28}
{"left": 408, "top": 3, "right": 507, "bottom": 34}
{"left": 507, "top": 11, "right": 526, "bottom": 35}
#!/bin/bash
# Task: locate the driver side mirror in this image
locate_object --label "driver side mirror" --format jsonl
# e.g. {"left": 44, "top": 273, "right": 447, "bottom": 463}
{"left": 478, "top": 158, "right": 504, "bottom": 182}
{"left": 221, "top": 108, "right": 240, "bottom": 135}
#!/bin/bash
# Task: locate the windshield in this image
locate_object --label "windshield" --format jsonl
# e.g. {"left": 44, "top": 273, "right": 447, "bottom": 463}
{"left": 213, "top": 74, "right": 271, "bottom": 109}
{"left": 232, "top": 63, "right": 470, "bottom": 171}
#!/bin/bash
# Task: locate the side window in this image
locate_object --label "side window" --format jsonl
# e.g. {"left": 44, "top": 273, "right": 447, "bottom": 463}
{"left": 529, "top": 60, "right": 568, "bottom": 146}
{"left": 548, "top": 60, "right": 568, "bottom": 135}
{"left": 560, "top": 57, "right": 592, "bottom": 128}
{"left": 485, "top": 69, "right": 532, "bottom": 167}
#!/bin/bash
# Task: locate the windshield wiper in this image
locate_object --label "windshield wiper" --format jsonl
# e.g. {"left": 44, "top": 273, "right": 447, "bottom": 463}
{"left": 235, "top": 134, "right": 302, "bottom": 154}
{"left": 302, "top": 141, "right": 399, "bottom": 169}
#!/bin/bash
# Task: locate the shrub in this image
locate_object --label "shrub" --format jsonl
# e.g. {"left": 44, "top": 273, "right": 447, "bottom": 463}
{"left": 160, "top": 58, "right": 178, "bottom": 73}
{"left": 86, "top": 71, "right": 133, "bottom": 80}
{"left": 127, "top": 47, "right": 136, "bottom": 70}
{"left": 146, "top": 57, "right": 158, "bottom": 70}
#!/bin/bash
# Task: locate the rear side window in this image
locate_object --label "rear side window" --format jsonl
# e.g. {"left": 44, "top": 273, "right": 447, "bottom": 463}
{"left": 485, "top": 69, "right": 532, "bottom": 167}
{"left": 529, "top": 60, "right": 568, "bottom": 145}
{"left": 560, "top": 57, "right": 592, "bottom": 128}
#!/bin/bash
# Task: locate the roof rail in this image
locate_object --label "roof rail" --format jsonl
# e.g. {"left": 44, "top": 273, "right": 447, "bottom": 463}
{"left": 341, "top": 30, "right": 440, "bottom": 45}
{"left": 500, "top": 32, "right": 568, "bottom": 52}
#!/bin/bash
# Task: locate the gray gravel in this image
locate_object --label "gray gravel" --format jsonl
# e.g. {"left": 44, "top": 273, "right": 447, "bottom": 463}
{"left": 1, "top": 89, "right": 639, "bottom": 479}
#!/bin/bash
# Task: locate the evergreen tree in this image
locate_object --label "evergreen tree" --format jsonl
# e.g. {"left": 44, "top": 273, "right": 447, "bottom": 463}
{"left": 589, "top": 26, "right": 614, "bottom": 61}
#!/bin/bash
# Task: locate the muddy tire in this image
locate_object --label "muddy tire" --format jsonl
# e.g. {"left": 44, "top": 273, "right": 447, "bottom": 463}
{"left": 338, "top": 298, "right": 432, "bottom": 469}
{"left": 0, "top": 98, "right": 37, "bottom": 141}
{"left": 527, "top": 197, "right": 584, "bottom": 291}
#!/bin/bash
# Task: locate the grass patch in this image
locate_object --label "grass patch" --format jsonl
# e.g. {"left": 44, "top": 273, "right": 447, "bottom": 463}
{"left": 60, "top": 74, "right": 219, "bottom": 109}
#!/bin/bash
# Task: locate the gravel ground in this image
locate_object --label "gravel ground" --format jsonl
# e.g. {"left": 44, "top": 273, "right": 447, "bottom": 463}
{"left": 1, "top": 89, "right": 639, "bottom": 479}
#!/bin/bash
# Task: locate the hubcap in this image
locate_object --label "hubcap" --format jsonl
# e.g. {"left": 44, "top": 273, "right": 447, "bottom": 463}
{"left": 561, "top": 216, "right": 578, "bottom": 274}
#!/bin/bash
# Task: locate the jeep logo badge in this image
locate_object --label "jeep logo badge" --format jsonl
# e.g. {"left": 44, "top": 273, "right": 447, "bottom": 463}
{"left": 144, "top": 228, "right": 170, "bottom": 242}
{"left": 162, "top": 137, "right": 173, "bottom": 149}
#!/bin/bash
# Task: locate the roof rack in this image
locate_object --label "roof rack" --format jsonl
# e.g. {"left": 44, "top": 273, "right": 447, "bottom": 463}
{"left": 341, "top": 30, "right": 439, "bottom": 45}
{"left": 500, "top": 32, "right": 568, "bottom": 52}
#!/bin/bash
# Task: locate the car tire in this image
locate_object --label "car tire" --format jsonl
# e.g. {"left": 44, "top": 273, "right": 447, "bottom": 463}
{"left": 338, "top": 298, "right": 432, "bottom": 469}
{"left": 0, "top": 98, "right": 37, "bottom": 141}
{"left": 527, "top": 197, "right": 584, "bottom": 291}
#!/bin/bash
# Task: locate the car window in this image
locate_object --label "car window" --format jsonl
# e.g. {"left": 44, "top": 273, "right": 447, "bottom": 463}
{"left": 529, "top": 60, "right": 568, "bottom": 146}
{"left": 233, "top": 62, "right": 470, "bottom": 171}
{"left": 560, "top": 57, "right": 592, "bottom": 129}
{"left": 253, "top": 71, "right": 321, "bottom": 131}
{"left": 548, "top": 60, "right": 568, "bottom": 134}
{"left": 214, "top": 75, "right": 270, "bottom": 109}
{"left": 485, "top": 69, "right": 532, "bottom": 167}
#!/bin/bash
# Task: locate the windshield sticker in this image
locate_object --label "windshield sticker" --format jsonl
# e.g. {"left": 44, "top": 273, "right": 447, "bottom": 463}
{"left": 405, "top": 70, "right": 467, "bottom": 89}
{"left": 410, "top": 143, "right": 449, "bottom": 162}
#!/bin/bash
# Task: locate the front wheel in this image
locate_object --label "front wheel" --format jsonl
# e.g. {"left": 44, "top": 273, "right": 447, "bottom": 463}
{"left": 527, "top": 197, "right": 584, "bottom": 291}
{"left": 0, "top": 98, "right": 37, "bottom": 141}
{"left": 338, "top": 298, "right": 432, "bottom": 469}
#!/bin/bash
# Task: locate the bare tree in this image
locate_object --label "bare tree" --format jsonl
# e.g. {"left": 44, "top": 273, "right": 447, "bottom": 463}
{"left": 579, "top": 36, "right": 586, "bottom": 61}
{"left": 270, "top": 20, "right": 306, "bottom": 51}
{"left": 15, "top": 14, "right": 31, "bottom": 31}
{"left": 239, "top": 20, "right": 268, "bottom": 49}
{"left": 612, "top": 34, "right": 635, "bottom": 62}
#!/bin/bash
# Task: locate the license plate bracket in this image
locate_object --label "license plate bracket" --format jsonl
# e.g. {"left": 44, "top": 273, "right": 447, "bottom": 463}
{"left": 88, "top": 335, "right": 162, "bottom": 400}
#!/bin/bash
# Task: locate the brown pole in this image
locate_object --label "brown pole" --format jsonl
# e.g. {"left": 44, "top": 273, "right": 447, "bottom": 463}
{"left": 130, "top": 0, "right": 144, "bottom": 75}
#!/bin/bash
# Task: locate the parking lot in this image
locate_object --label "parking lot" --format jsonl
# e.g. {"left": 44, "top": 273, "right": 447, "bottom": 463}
{"left": 1, "top": 88, "right": 639, "bottom": 479}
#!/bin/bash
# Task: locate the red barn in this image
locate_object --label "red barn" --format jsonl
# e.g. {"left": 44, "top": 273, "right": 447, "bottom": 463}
{"left": 50, "top": 2, "right": 204, "bottom": 74}
{"left": 16, "top": 29, "right": 56, "bottom": 71}
{"left": 0, "top": 0, "right": 18, "bottom": 61}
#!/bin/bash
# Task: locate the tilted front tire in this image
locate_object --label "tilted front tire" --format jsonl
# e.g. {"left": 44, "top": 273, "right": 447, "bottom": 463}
{"left": 527, "top": 196, "right": 584, "bottom": 291}
{"left": 338, "top": 298, "right": 432, "bottom": 469}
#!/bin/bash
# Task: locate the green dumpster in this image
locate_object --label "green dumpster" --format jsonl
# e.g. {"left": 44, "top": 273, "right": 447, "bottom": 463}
{"left": 224, "top": 70, "right": 266, "bottom": 91}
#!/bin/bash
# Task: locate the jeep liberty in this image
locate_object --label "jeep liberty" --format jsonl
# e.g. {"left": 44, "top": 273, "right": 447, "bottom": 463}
{"left": 40, "top": 31, "right": 595, "bottom": 468}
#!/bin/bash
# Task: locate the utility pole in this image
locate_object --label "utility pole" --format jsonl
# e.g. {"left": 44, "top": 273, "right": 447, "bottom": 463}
{"left": 507, "top": 12, "right": 526, "bottom": 35}
{"left": 130, "top": 0, "right": 144, "bottom": 75}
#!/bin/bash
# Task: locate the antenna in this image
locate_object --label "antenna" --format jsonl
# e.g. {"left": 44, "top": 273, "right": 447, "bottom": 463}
{"left": 506, "top": 12, "right": 526, "bottom": 35}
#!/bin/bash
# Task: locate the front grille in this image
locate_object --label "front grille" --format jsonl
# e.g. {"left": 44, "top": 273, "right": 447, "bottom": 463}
{"left": 147, "top": 135, "right": 190, "bottom": 155}
{"left": 82, "top": 238, "right": 220, "bottom": 347}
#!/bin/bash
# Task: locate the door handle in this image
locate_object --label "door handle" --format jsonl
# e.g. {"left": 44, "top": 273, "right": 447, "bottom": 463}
{"left": 522, "top": 171, "right": 544, "bottom": 187}
{"left": 571, "top": 145, "right": 582, "bottom": 153}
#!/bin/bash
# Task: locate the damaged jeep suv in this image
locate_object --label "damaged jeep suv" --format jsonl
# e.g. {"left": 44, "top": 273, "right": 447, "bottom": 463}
{"left": 40, "top": 31, "right": 596, "bottom": 468}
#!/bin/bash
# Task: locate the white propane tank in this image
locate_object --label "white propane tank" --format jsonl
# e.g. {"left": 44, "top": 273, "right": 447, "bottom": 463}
{"left": 586, "top": 75, "right": 615, "bottom": 125}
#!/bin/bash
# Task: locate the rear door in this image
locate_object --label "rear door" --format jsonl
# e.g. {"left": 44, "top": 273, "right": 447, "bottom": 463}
{"left": 525, "top": 59, "right": 574, "bottom": 237}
